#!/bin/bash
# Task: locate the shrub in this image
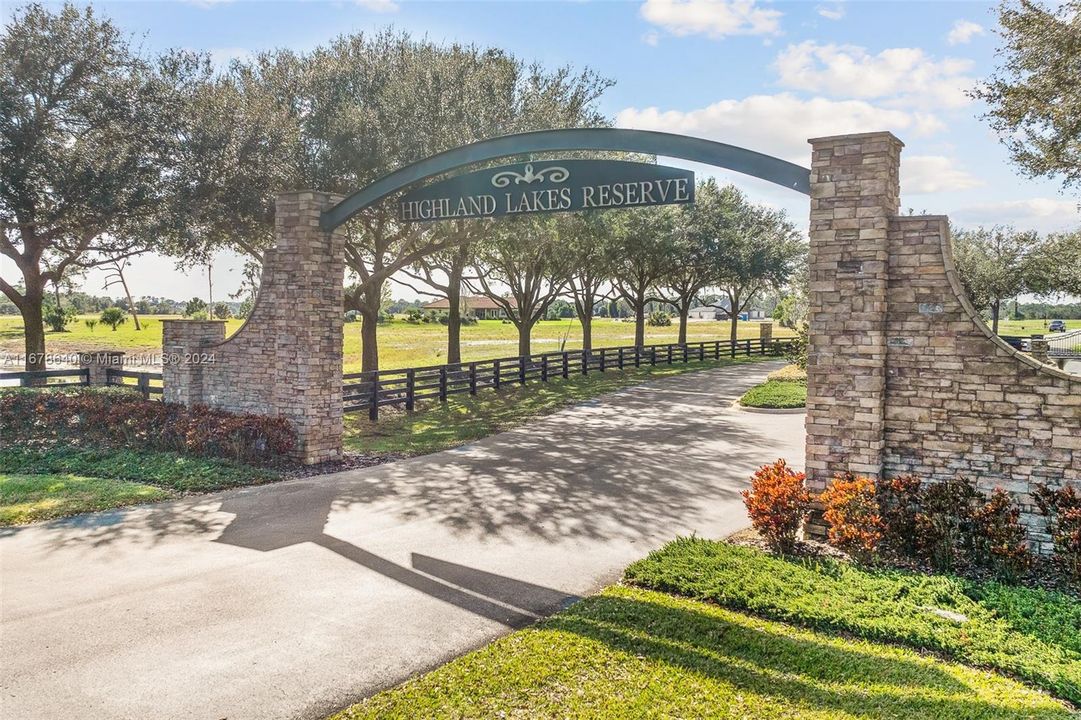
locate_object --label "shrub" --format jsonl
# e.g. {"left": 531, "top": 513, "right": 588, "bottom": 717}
{"left": 344, "top": 310, "right": 358, "bottom": 323}
{"left": 184, "top": 297, "right": 208, "bottom": 317}
{"left": 84, "top": 318, "right": 98, "bottom": 332}
{"left": 971, "top": 488, "right": 1032, "bottom": 582}
{"left": 784, "top": 324, "right": 808, "bottom": 369}
{"left": 914, "top": 476, "right": 980, "bottom": 573}
{"left": 461, "top": 313, "right": 478, "bottom": 326}
{"left": 100, "top": 306, "right": 127, "bottom": 331}
{"left": 0, "top": 387, "right": 294, "bottom": 463}
{"left": 820, "top": 473, "right": 882, "bottom": 563}
{"left": 1035, "top": 484, "right": 1081, "bottom": 584}
{"left": 212, "top": 302, "right": 231, "bottom": 319}
{"left": 44, "top": 304, "right": 77, "bottom": 332}
{"left": 405, "top": 308, "right": 423, "bottom": 324}
{"left": 877, "top": 474, "right": 922, "bottom": 558}
{"left": 647, "top": 310, "right": 671, "bottom": 327}
{"left": 742, "top": 459, "right": 810, "bottom": 554}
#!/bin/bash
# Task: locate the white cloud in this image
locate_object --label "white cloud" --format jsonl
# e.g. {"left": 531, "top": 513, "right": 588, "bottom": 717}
{"left": 355, "top": 0, "right": 399, "bottom": 12}
{"left": 901, "top": 156, "right": 983, "bottom": 195}
{"left": 640, "top": 0, "right": 782, "bottom": 39}
{"left": 774, "top": 41, "right": 975, "bottom": 109}
{"left": 816, "top": 3, "right": 845, "bottom": 20}
{"left": 947, "top": 19, "right": 985, "bottom": 45}
{"left": 618, "top": 93, "right": 944, "bottom": 165}
{"left": 953, "top": 198, "right": 1080, "bottom": 232}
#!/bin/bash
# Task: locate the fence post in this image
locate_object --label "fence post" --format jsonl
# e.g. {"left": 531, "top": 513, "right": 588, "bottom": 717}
{"left": 667, "top": 344, "right": 673, "bottom": 365}
{"left": 730, "top": 339, "right": 736, "bottom": 358}
{"left": 494, "top": 359, "right": 501, "bottom": 389}
{"left": 744, "top": 339, "right": 751, "bottom": 356}
{"left": 562, "top": 351, "right": 569, "bottom": 378}
{"left": 406, "top": 368, "right": 416, "bottom": 412}
{"left": 617, "top": 347, "right": 624, "bottom": 370}
{"left": 599, "top": 348, "right": 606, "bottom": 372}
{"left": 634, "top": 346, "right": 641, "bottom": 368}
{"left": 137, "top": 372, "right": 150, "bottom": 400}
{"left": 469, "top": 363, "right": 477, "bottom": 395}
{"left": 581, "top": 350, "right": 589, "bottom": 375}
{"left": 369, "top": 373, "right": 379, "bottom": 422}
{"left": 541, "top": 354, "right": 549, "bottom": 382}
{"left": 519, "top": 356, "right": 526, "bottom": 385}
{"left": 682, "top": 343, "right": 689, "bottom": 363}
{"left": 439, "top": 366, "right": 448, "bottom": 402}
{"left": 714, "top": 341, "right": 720, "bottom": 360}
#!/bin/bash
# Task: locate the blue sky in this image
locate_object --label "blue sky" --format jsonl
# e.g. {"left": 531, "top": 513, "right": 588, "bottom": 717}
{"left": 4, "top": 0, "right": 1078, "bottom": 301}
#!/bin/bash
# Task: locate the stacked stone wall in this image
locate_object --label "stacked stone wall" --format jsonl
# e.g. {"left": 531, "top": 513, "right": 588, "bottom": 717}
{"left": 806, "top": 132, "right": 1080, "bottom": 547}
{"left": 162, "top": 191, "right": 346, "bottom": 464}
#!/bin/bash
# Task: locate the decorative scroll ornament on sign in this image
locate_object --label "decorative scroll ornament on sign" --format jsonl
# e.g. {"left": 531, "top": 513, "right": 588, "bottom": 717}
{"left": 491, "top": 163, "right": 570, "bottom": 187}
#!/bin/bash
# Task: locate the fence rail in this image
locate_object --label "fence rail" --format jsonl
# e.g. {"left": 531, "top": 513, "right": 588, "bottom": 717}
{"left": 345, "top": 337, "right": 794, "bottom": 420}
{"left": 105, "top": 368, "right": 164, "bottom": 399}
{"left": 0, "top": 368, "right": 89, "bottom": 387}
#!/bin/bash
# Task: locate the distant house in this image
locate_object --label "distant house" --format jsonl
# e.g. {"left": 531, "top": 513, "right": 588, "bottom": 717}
{"left": 687, "top": 300, "right": 765, "bottom": 321}
{"left": 421, "top": 295, "right": 516, "bottom": 320}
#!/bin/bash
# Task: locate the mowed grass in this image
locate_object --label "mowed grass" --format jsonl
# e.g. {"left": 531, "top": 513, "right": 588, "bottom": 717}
{"left": 0, "top": 473, "right": 172, "bottom": 525}
{"left": 739, "top": 378, "right": 807, "bottom": 408}
{"left": 332, "top": 584, "right": 1072, "bottom": 720}
{"left": 0, "top": 447, "right": 279, "bottom": 525}
{"left": 0, "top": 315, "right": 789, "bottom": 372}
{"left": 624, "top": 538, "right": 1081, "bottom": 704}
{"left": 995, "top": 319, "right": 1081, "bottom": 335}
{"left": 345, "top": 355, "right": 764, "bottom": 456}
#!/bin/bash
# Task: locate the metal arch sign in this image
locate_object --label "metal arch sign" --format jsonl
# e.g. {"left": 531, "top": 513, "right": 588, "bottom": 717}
{"left": 398, "top": 159, "right": 694, "bottom": 222}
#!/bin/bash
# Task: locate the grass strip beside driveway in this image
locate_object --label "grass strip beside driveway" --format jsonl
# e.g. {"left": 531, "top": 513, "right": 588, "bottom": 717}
{"left": 739, "top": 378, "right": 807, "bottom": 408}
{"left": 0, "top": 473, "right": 172, "bottom": 525}
{"left": 624, "top": 538, "right": 1081, "bottom": 704}
{"left": 346, "top": 355, "right": 766, "bottom": 457}
{"left": 332, "top": 585, "right": 1071, "bottom": 720}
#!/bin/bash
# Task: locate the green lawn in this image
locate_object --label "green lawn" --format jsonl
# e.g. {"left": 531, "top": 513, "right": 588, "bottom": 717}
{"left": 739, "top": 378, "right": 807, "bottom": 408}
{"left": 345, "top": 355, "right": 764, "bottom": 456}
{"left": 0, "top": 473, "right": 173, "bottom": 525}
{"left": 0, "top": 314, "right": 789, "bottom": 373}
{"left": 332, "top": 584, "right": 1072, "bottom": 720}
{"left": 0, "top": 447, "right": 278, "bottom": 525}
{"left": 624, "top": 538, "right": 1081, "bottom": 704}
{"left": 995, "top": 319, "right": 1081, "bottom": 336}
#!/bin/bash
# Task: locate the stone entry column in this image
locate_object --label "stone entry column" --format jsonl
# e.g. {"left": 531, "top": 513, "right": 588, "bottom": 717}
{"left": 160, "top": 191, "right": 347, "bottom": 465}
{"left": 804, "top": 132, "right": 903, "bottom": 499}
{"left": 78, "top": 350, "right": 126, "bottom": 386}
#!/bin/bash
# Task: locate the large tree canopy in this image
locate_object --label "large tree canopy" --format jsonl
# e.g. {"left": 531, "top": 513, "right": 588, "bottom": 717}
{"left": 1, "top": 2, "right": 188, "bottom": 370}
{"left": 973, "top": 0, "right": 1081, "bottom": 193}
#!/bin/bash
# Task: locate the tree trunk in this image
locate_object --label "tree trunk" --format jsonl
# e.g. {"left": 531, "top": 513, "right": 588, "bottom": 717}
{"left": 991, "top": 298, "right": 1001, "bottom": 335}
{"left": 634, "top": 296, "right": 646, "bottom": 347}
{"left": 359, "top": 285, "right": 382, "bottom": 372}
{"left": 21, "top": 274, "right": 46, "bottom": 372}
{"left": 518, "top": 321, "right": 532, "bottom": 357}
{"left": 677, "top": 300, "right": 691, "bottom": 345}
{"left": 729, "top": 291, "right": 741, "bottom": 347}
{"left": 446, "top": 267, "right": 463, "bottom": 365}
{"left": 581, "top": 312, "right": 593, "bottom": 353}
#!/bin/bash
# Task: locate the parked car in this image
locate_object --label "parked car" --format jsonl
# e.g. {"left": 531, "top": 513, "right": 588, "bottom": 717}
{"left": 1048, "top": 319, "right": 1067, "bottom": 333}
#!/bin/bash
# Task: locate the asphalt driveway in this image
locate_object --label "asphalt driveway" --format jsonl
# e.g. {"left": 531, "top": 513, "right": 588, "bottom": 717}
{"left": 0, "top": 360, "right": 805, "bottom": 720}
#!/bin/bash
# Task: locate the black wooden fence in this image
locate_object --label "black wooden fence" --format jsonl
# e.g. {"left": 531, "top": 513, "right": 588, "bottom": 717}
{"left": 345, "top": 337, "right": 794, "bottom": 420}
{"left": 105, "top": 368, "right": 164, "bottom": 398}
{"left": 0, "top": 368, "right": 89, "bottom": 387}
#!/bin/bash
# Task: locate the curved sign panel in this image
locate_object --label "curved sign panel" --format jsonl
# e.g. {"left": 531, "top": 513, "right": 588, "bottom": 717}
{"left": 398, "top": 159, "right": 694, "bottom": 223}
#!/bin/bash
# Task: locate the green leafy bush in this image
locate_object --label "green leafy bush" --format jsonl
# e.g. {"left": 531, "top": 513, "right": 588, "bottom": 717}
{"left": 99, "top": 306, "right": 127, "bottom": 331}
{"left": 646, "top": 310, "right": 671, "bottom": 327}
{"left": 0, "top": 387, "right": 294, "bottom": 463}
{"left": 1035, "top": 485, "right": 1081, "bottom": 584}
{"left": 44, "top": 304, "right": 76, "bottom": 332}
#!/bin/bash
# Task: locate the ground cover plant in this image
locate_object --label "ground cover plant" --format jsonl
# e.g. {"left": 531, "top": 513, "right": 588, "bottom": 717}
{"left": 738, "top": 378, "right": 807, "bottom": 408}
{"left": 331, "top": 583, "right": 1074, "bottom": 719}
{"left": 624, "top": 538, "right": 1081, "bottom": 705}
{"left": 0, "top": 447, "right": 278, "bottom": 525}
{"left": 346, "top": 356, "right": 762, "bottom": 456}
{"left": 0, "top": 315, "right": 790, "bottom": 373}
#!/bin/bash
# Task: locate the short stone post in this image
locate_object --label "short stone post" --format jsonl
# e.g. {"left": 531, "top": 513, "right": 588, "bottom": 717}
{"left": 758, "top": 321, "right": 773, "bottom": 347}
{"left": 78, "top": 350, "right": 126, "bottom": 387}
{"left": 1029, "top": 335, "right": 1050, "bottom": 365}
{"left": 162, "top": 320, "right": 226, "bottom": 405}
{"left": 805, "top": 132, "right": 903, "bottom": 536}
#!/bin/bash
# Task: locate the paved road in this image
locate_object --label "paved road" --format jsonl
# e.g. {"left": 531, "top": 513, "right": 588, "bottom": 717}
{"left": 0, "top": 361, "right": 804, "bottom": 720}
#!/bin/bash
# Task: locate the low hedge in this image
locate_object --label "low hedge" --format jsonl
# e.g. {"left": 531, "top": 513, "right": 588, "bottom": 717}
{"left": 1, "top": 387, "right": 295, "bottom": 463}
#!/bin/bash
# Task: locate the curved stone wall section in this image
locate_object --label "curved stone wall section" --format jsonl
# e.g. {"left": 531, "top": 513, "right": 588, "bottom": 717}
{"left": 805, "top": 131, "right": 1080, "bottom": 548}
{"left": 163, "top": 191, "right": 347, "bottom": 464}
{"left": 883, "top": 216, "right": 1080, "bottom": 547}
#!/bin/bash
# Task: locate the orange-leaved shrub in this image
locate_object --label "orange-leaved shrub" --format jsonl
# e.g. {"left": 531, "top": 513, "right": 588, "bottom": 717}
{"left": 742, "top": 459, "right": 810, "bottom": 554}
{"left": 819, "top": 473, "right": 882, "bottom": 563}
{"left": 971, "top": 488, "right": 1031, "bottom": 582}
